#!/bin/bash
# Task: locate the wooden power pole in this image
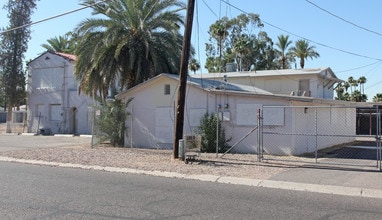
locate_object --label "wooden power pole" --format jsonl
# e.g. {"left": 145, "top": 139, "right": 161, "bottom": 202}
{"left": 173, "top": 0, "right": 195, "bottom": 159}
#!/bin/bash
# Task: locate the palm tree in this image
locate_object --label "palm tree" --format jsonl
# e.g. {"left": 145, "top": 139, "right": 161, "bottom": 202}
{"left": 275, "top": 34, "right": 292, "bottom": 69}
{"left": 351, "top": 90, "right": 362, "bottom": 102}
{"left": 358, "top": 76, "right": 366, "bottom": 95}
{"left": 347, "top": 77, "right": 355, "bottom": 94}
{"left": 74, "top": 0, "right": 186, "bottom": 98}
{"left": 188, "top": 58, "right": 200, "bottom": 74}
{"left": 343, "top": 92, "right": 350, "bottom": 101}
{"left": 343, "top": 81, "right": 350, "bottom": 93}
{"left": 335, "top": 82, "right": 344, "bottom": 100}
{"left": 210, "top": 20, "right": 229, "bottom": 72}
{"left": 373, "top": 93, "right": 382, "bottom": 102}
{"left": 289, "top": 39, "right": 319, "bottom": 69}
{"left": 233, "top": 35, "right": 251, "bottom": 72}
{"left": 41, "top": 32, "right": 75, "bottom": 53}
{"left": 360, "top": 94, "right": 367, "bottom": 102}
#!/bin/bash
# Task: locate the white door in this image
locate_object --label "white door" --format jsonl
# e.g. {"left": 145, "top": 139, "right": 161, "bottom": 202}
{"left": 155, "top": 107, "right": 174, "bottom": 143}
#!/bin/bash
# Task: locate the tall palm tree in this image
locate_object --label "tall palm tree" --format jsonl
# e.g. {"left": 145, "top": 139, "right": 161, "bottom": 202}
{"left": 188, "top": 58, "right": 200, "bottom": 74}
{"left": 275, "top": 34, "right": 292, "bottom": 69}
{"left": 210, "top": 20, "right": 229, "bottom": 72}
{"left": 41, "top": 32, "right": 76, "bottom": 53}
{"left": 289, "top": 39, "right": 319, "bottom": 69}
{"left": 358, "top": 76, "right": 366, "bottom": 95}
{"left": 347, "top": 77, "right": 354, "bottom": 94}
{"left": 74, "top": 0, "right": 185, "bottom": 98}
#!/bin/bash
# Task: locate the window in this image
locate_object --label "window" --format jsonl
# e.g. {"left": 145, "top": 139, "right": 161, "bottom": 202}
{"left": 164, "top": 84, "right": 170, "bottom": 95}
{"left": 36, "top": 104, "right": 44, "bottom": 117}
{"left": 299, "top": 79, "right": 310, "bottom": 96}
{"left": 50, "top": 104, "right": 62, "bottom": 121}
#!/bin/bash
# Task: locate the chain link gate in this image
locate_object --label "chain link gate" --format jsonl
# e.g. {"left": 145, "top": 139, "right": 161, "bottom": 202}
{"left": 259, "top": 106, "right": 381, "bottom": 171}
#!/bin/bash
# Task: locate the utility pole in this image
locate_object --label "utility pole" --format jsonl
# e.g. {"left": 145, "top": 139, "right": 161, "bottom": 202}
{"left": 173, "top": 0, "right": 195, "bottom": 159}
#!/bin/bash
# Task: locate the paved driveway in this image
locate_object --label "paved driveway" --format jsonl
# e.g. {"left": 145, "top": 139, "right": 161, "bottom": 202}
{"left": 0, "top": 134, "right": 91, "bottom": 152}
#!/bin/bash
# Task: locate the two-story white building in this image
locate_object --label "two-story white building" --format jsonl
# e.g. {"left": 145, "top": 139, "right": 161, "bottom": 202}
{"left": 27, "top": 51, "right": 94, "bottom": 135}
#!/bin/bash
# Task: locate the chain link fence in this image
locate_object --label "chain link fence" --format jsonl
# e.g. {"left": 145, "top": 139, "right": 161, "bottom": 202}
{"left": 0, "top": 111, "right": 27, "bottom": 134}
{"left": 95, "top": 104, "right": 259, "bottom": 162}
{"left": 260, "top": 106, "right": 381, "bottom": 170}
{"left": 90, "top": 103, "right": 381, "bottom": 170}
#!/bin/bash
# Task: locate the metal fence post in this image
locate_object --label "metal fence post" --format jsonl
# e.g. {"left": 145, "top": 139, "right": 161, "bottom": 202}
{"left": 216, "top": 107, "right": 220, "bottom": 158}
{"left": 377, "top": 107, "right": 381, "bottom": 171}
{"left": 91, "top": 107, "right": 95, "bottom": 148}
{"left": 257, "top": 108, "right": 262, "bottom": 162}
{"left": 315, "top": 107, "right": 318, "bottom": 163}
{"left": 130, "top": 104, "right": 134, "bottom": 148}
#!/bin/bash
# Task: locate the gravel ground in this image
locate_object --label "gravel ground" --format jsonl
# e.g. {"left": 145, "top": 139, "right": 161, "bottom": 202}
{"left": 0, "top": 143, "right": 294, "bottom": 180}
{"left": 0, "top": 123, "right": 293, "bottom": 179}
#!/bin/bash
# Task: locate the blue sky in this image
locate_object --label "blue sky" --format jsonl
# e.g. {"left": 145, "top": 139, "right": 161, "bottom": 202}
{"left": 1, "top": 0, "right": 382, "bottom": 100}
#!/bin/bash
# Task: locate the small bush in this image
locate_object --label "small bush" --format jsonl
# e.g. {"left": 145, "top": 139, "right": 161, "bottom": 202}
{"left": 197, "top": 112, "right": 231, "bottom": 153}
{"left": 95, "top": 98, "right": 132, "bottom": 147}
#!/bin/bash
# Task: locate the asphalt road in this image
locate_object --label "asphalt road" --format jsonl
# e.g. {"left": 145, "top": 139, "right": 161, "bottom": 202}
{"left": 1, "top": 162, "right": 382, "bottom": 219}
{"left": 0, "top": 134, "right": 91, "bottom": 151}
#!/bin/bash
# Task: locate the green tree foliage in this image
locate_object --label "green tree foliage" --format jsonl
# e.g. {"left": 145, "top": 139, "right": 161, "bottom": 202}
{"left": 205, "top": 13, "right": 278, "bottom": 73}
{"left": 289, "top": 39, "right": 320, "bottom": 69}
{"left": 335, "top": 76, "right": 367, "bottom": 102}
{"left": 275, "top": 34, "right": 294, "bottom": 69}
{"left": 0, "top": 0, "right": 38, "bottom": 133}
{"left": 74, "top": 0, "right": 186, "bottom": 99}
{"left": 188, "top": 58, "right": 200, "bottom": 74}
{"left": 41, "top": 32, "right": 76, "bottom": 53}
{"left": 373, "top": 93, "right": 382, "bottom": 102}
{"left": 95, "top": 98, "right": 133, "bottom": 147}
{"left": 0, "top": 76, "right": 6, "bottom": 111}
{"left": 197, "top": 112, "right": 231, "bottom": 153}
{"left": 358, "top": 76, "right": 366, "bottom": 95}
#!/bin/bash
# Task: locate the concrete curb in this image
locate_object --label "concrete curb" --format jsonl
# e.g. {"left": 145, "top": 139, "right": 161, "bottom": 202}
{"left": 1, "top": 156, "right": 382, "bottom": 199}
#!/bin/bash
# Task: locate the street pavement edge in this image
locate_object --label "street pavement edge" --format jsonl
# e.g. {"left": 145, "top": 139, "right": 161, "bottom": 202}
{"left": 1, "top": 156, "right": 381, "bottom": 199}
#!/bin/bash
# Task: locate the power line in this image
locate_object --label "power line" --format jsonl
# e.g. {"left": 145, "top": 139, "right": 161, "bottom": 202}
{"left": 0, "top": 0, "right": 110, "bottom": 35}
{"left": 201, "top": 0, "right": 218, "bottom": 18}
{"left": 305, "top": 0, "right": 382, "bottom": 37}
{"left": 336, "top": 61, "right": 382, "bottom": 73}
{"left": 219, "top": 0, "right": 382, "bottom": 62}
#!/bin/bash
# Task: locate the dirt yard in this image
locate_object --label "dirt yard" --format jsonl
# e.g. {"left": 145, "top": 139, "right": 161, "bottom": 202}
{"left": 0, "top": 123, "right": 26, "bottom": 134}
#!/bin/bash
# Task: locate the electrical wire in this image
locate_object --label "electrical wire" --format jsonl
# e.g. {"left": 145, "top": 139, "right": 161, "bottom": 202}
{"left": 201, "top": 0, "right": 218, "bottom": 18}
{"left": 219, "top": 0, "right": 382, "bottom": 62}
{"left": 335, "top": 61, "right": 382, "bottom": 73}
{"left": 0, "top": 0, "right": 110, "bottom": 35}
{"left": 305, "top": 0, "right": 382, "bottom": 37}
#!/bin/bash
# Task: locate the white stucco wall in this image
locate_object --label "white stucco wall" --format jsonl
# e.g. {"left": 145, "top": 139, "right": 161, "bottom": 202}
{"left": 27, "top": 52, "right": 94, "bottom": 134}
{"left": 121, "top": 74, "right": 355, "bottom": 155}
{"left": 193, "top": 69, "right": 338, "bottom": 100}
{"left": 262, "top": 103, "right": 357, "bottom": 156}
{"left": 123, "top": 75, "right": 292, "bottom": 153}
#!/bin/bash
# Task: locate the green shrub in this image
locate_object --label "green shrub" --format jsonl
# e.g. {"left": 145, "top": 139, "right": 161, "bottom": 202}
{"left": 197, "top": 112, "right": 231, "bottom": 153}
{"left": 95, "top": 98, "right": 132, "bottom": 147}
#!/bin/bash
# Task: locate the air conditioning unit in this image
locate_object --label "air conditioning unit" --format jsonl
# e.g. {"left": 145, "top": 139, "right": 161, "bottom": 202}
{"left": 183, "top": 135, "right": 201, "bottom": 150}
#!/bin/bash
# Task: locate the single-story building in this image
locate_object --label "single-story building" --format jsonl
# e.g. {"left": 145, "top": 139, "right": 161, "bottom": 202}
{"left": 116, "top": 73, "right": 370, "bottom": 155}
